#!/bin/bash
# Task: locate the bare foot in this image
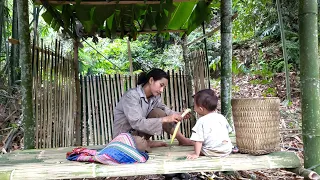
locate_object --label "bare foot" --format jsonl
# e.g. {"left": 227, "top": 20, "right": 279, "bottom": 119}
{"left": 178, "top": 139, "right": 195, "bottom": 146}
{"left": 148, "top": 141, "right": 168, "bottom": 148}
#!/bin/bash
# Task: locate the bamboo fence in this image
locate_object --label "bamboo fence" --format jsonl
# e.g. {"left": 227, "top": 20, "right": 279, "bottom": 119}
{"left": 191, "top": 50, "right": 210, "bottom": 93}
{"left": 81, "top": 70, "right": 192, "bottom": 146}
{"left": 32, "top": 40, "right": 76, "bottom": 149}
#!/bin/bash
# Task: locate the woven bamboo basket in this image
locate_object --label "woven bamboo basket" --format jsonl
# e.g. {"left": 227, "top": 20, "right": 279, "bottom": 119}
{"left": 232, "top": 98, "right": 280, "bottom": 155}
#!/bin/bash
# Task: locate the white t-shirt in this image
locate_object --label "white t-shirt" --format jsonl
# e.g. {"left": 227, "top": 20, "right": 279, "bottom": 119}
{"left": 190, "top": 112, "right": 232, "bottom": 154}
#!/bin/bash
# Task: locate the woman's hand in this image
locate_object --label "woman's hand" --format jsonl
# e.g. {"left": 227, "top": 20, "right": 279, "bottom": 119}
{"left": 162, "top": 114, "right": 182, "bottom": 123}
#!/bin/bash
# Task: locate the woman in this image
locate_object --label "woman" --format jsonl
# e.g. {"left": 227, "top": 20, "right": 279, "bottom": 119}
{"left": 113, "top": 68, "right": 194, "bottom": 147}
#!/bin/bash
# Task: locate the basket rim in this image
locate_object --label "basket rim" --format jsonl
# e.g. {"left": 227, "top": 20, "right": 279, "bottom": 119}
{"left": 232, "top": 97, "right": 279, "bottom": 100}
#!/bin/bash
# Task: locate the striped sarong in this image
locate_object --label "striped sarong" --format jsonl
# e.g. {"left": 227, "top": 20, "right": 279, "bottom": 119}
{"left": 66, "top": 133, "right": 149, "bottom": 165}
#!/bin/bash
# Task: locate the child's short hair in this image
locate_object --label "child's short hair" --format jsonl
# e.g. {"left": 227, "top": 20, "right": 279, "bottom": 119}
{"left": 193, "top": 89, "right": 218, "bottom": 111}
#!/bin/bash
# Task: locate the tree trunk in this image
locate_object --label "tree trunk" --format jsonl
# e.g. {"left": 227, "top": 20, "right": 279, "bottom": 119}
{"left": 220, "top": 0, "right": 233, "bottom": 126}
{"left": 74, "top": 39, "right": 81, "bottom": 146}
{"left": 17, "top": 0, "right": 34, "bottom": 149}
{"left": 9, "top": 0, "right": 20, "bottom": 86}
{"left": 299, "top": 0, "right": 320, "bottom": 174}
{"left": 276, "top": 0, "right": 291, "bottom": 102}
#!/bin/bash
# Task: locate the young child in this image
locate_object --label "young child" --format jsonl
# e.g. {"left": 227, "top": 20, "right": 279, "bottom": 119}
{"left": 187, "top": 89, "right": 232, "bottom": 159}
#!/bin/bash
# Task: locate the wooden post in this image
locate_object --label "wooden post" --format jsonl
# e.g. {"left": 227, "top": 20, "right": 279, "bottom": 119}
{"left": 299, "top": 0, "right": 320, "bottom": 174}
{"left": 127, "top": 38, "right": 134, "bottom": 87}
{"left": 181, "top": 34, "right": 193, "bottom": 109}
{"left": 221, "top": 0, "right": 233, "bottom": 126}
{"left": 74, "top": 39, "right": 81, "bottom": 146}
{"left": 17, "top": 0, "right": 35, "bottom": 149}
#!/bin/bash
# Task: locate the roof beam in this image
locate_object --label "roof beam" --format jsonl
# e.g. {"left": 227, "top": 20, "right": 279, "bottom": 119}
{"left": 35, "top": 0, "right": 195, "bottom": 5}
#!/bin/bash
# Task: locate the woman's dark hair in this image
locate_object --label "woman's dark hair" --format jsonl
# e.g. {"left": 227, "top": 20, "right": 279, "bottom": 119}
{"left": 193, "top": 89, "right": 218, "bottom": 111}
{"left": 137, "top": 68, "right": 169, "bottom": 86}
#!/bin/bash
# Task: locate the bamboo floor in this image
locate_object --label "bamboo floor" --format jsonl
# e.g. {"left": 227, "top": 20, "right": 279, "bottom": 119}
{"left": 0, "top": 140, "right": 301, "bottom": 180}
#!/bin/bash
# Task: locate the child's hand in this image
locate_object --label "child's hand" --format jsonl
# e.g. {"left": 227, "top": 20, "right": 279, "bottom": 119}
{"left": 186, "top": 153, "right": 199, "bottom": 160}
{"left": 181, "top": 109, "right": 192, "bottom": 119}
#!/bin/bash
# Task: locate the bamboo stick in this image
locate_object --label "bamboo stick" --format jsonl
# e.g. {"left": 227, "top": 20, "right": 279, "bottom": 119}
{"left": 34, "top": 44, "right": 40, "bottom": 148}
{"left": 53, "top": 40, "right": 59, "bottom": 148}
{"left": 97, "top": 75, "right": 106, "bottom": 144}
{"left": 65, "top": 58, "right": 70, "bottom": 146}
{"left": 61, "top": 57, "right": 67, "bottom": 147}
{"left": 106, "top": 76, "right": 114, "bottom": 139}
{"left": 93, "top": 76, "right": 101, "bottom": 145}
{"left": 86, "top": 76, "right": 93, "bottom": 145}
{"left": 286, "top": 167, "right": 320, "bottom": 180}
{"left": 43, "top": 46, "right": 49, "bottom": 148}
{"left": 57, "top": 45, "right": 64, "bottom": 147}
{"left": 68, "top": 57, "right": 74, "bottom": 146}
{"left": 169, "top": 72, "right": 175, "bottom": 111}
{"left": 102, "top": 75, "right": 111, "bottom": 143}
{"left": 81, "top": 76, "right": 87, "bottom": 146}
{"left": 89, "top": 76, "right": 97, "bottom": 145}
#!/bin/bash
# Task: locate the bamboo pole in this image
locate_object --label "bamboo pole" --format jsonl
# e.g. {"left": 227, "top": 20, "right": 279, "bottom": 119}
{"left": 86, "top": 76, "right": 93, "bottom": 145}
{"left": 107, "top": 75, "right": 114, "bottom": 138}
{"left": 81, "top": 76, "right": 87, "bottom": 145}
{"left": 299, "top": 0, "right": 320, "bottom": 174}
{"left": 43, "top": 47, "right": 49, "bottom": 148}
{"left": 90, "top": 76, "right": 98, "bottom": 145}
{"left": 276, "top": 0, "right": 291, "bottom": 102}
{"left": 47, "top": 47, "right": 54, "bottom": 148}
{"left": 220, "top": 0, "right": 233, "bottom": 126}
{"left": 102, "top": 75, "right": 112, "bottom": 143}
{"left": 74, "top": 40, "right": 82, "bottom": 146}
{"left": 34, "top": 45, "right": 40, "bottom": 148}
{"left": 39, "top": 40, "right": 44, "bottom": 148}
{"left": 97, "top": 76, "right": 105, "bottom": 144}
{"left": 18, "top": 0, "right": 34, "bottom": 149}
{"left": 286, "top": 167, "right": 320, "bottom": 180}
{"left": 58, "top": 45, "right": 64, "bottom": 147}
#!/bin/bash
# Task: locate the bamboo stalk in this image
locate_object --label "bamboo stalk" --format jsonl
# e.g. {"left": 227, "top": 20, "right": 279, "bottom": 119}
{"left": 43, "top": 46, "right": 49, "bottom": 148}
{"left": 61, "top": 57, "right": 67, "bottom": 147}
{"left": 86, "top": 76, "right": 93, "bottom": 145}
{"left": 93, "top": 76, "right": 101, "bottom": 145}
{"left": 89, "top": 76, "right": 97, "bottom": 145}
{"left": 53, "top": 40, "right": 59, "bottom": 148}
{"left": 58, "top": 45, "right": 64, "bottom": 147}
{"left": 106, "top": 75, "right": 114, "bottom": 139}
{"left": 286, "top": 167, "right": 320, "bottom": 180}
{"left": 81, "top": 76, "right": 87, "bottom": 146}
{"left": 102, "top": 75, "right": 111, "bottom": 143}
{"left": 97, "top": 75, "right": 106, "bottom": 144}
{"left": 34, "top": 44, "right": 40, "bottom": 149}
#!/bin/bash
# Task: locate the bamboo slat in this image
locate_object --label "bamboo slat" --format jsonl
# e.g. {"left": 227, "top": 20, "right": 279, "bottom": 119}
{"left": 0, "top": 145, "right": 301, "bottom": 180}
{"left": 106, "top": 76, "right": 114, "bottom": 140}
{"left": 86, "top": 76, "right": 94, "bottom": 145}
{"left": 102, "top": 75, "right": 111, "bottom": 143}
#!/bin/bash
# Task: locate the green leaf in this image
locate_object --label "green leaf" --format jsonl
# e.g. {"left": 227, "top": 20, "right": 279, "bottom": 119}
{"left": 167, "top": 2, "right": 196, "bottom": 30}
{"left": 42, "top": 10, "right": 53, "bottom": 26}
{"left": 186, "top": 1, "right": 210, "bottom": 34}
{"left": 83, "top": 21, "right": 93, "bottom": 33}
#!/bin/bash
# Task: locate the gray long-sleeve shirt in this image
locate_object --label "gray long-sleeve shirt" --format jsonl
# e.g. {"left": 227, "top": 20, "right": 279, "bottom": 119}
{"left": 113, "top": 85, "right": 175, "bottom": 138}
